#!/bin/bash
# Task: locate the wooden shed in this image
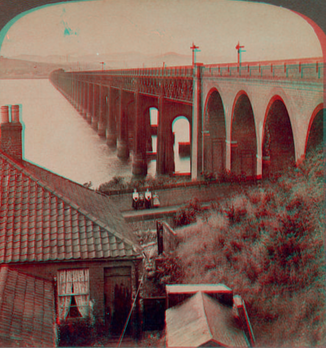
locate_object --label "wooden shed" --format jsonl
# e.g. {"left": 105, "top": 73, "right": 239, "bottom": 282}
{"left": 165, "top": 284, "right": 255, "bottom": 347}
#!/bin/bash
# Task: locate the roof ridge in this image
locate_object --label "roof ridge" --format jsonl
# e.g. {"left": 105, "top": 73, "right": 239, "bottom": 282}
{"left": 0, "top": 153, "right": 139, "bottom": 251}
{"left": 22, "top": 159, "right": 106, "bottom": 193}
{"left": 198, "top": 291, "right": 214, "bottom": 341}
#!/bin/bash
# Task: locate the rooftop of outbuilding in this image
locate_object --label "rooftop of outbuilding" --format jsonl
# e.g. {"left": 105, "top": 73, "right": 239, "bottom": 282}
{"left": 165, "top": 291, "right": 250, "bottom": 348}
{"left": 0, "top": 266, "right": 56, "bottom": 347}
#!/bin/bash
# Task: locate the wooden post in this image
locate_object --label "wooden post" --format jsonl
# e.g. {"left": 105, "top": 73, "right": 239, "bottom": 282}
{"left": 157, "top": 221, "right": 164, "bottom": 255}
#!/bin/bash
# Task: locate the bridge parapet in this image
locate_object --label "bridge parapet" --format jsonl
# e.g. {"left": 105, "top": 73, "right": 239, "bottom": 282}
{"left": 203, "top": 58, "right": 324, "bottom": 81}
{"left": 96, "top": 65, "right": 193, "bottom": 78}
{"left": 61, "top": 66, "right": 194, "bottom": 104}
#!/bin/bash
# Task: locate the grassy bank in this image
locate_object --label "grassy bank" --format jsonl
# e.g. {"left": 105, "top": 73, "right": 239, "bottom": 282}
{"left": 156, "top": 147, "right": 325, "bottom": 346}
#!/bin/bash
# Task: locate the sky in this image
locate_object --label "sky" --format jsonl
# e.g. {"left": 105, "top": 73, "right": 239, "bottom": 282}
{"left": 0, "top": 0, "right": 322, "bottom": 65}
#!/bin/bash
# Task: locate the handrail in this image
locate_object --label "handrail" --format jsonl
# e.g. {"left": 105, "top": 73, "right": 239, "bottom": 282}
{"left": 202, "top": 60, "right": 323, "bottom": 80}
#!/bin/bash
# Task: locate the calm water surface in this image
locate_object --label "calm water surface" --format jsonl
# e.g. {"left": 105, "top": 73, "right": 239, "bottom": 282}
{"left": 0, "top": 79, "right": 189, "bottom": 188}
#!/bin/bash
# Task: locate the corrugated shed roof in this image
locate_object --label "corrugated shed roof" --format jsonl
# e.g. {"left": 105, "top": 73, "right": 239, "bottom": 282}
{"left": 0, "top": 153, "right": 140, "bottom": 264}
{"left": 166, "top": 292, "right": 249, "bottom": 348}
{"left": 0, "top": 266, "right": 56, "bottom": 347}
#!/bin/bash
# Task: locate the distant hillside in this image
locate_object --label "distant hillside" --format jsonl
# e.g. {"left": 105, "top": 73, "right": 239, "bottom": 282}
{"left": 0, "top": 56, "right": 77, "bottom": 79}
{"left": 6, "top": 51, "right": 230, "bottom": 73}
{"left": 10, "top": 51, "right": 195, "bottom": 70}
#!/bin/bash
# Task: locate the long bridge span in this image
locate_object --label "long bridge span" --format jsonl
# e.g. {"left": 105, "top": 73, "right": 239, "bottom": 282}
{"left": 50, "top": 57, "right": 324, "bottom": 180}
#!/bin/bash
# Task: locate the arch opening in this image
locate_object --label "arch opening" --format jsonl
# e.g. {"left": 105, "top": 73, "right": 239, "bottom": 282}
{"left": 262, "top": 98, "right": 295, "bottom": 177}
{"left": 149, "top": 107, "right": 158, "bottom": 153}
{"left": 306, "top": 107, "right": 324, "bottom": 155}
{"left": 231, "top": 93, "right": 257, "bottom": 178}
{"left": 172, "top": 116, "right": 190, "bottom": 174}
{"left": 147, "top": 107, "right": 159, "bottom": 176}
{"left": 204, "top": 90, "right": 226, "bottom": 176}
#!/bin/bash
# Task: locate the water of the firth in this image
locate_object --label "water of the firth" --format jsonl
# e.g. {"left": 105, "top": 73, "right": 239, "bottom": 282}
{"left": 0, "top": 79, "right": 190, "bottom": 188}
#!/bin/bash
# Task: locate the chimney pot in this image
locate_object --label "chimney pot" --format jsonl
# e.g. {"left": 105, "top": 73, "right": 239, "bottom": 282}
{"left": 11, "top": 105, "right": 20, "bottom": 123}
{"left": 1, "top": 105, "right": 9, "bottom": 123}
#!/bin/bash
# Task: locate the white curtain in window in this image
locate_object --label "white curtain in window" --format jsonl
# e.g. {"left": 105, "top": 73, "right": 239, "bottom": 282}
{"left": 73, "top": 269, "right": 90, "bottom": 318}
{"left": 58, "top": 270, "right": 72, "bottom": 321}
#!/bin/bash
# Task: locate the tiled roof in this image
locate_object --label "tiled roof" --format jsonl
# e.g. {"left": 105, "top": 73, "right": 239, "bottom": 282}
{"left": 166, "top": 291, "right": 249, "bottom": 348}
{"left": 0, "top": 266, "right": 56, "bottom": 347}
{"left": 22, "top": 160, "right": 137, "bottom": 244}
{"left": 0, "top": 153, "right": 140, "bottom": 264}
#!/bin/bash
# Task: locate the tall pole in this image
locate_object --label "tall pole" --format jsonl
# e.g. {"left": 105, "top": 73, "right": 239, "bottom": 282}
{"left": 236, "top": 42, "right": 245, "bottom": 67}
{"left": 190, "top": 43, "right": 199, "bottom": 67}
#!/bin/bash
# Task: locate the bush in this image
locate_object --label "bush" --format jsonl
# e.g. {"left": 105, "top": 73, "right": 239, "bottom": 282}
{"left": 202, "top": 171, "right": 217, "bottom": 182}
{"left": 154, "top": 252, "right": 184, "bottom": 287}
{"left": 135, "top": 230, "right": 157, "bottom": 245}
{"left": 173, "top": 198, "right": 203, "bottom": 226}
{"left": 58, "top": 320, "right": 95, "bottom": 347}
{"left": 97, "top": 175, "right": 192, "bottom": 194}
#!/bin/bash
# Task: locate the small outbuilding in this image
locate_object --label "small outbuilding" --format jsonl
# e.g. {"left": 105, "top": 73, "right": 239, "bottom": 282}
{"left": 165, "top": 284, "right": 255, "bottom": 348}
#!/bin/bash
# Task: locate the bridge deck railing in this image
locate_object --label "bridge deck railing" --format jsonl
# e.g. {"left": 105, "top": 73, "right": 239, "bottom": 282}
{"left": 58, "top": 58, "right": 324, "bottom": 82}
{"left": 203, "top": 60, "right": 324, "bottom": 81}
{"left": 83, "top": 66, "right": 194, "bottom": 78}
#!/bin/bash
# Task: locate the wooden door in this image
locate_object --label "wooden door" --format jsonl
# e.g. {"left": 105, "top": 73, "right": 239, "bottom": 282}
{"left": 104, "top": 266, "right": 131, "bottom": 336}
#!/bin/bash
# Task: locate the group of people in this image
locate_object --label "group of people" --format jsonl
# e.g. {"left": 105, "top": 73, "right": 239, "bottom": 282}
{"left": 132, "top": 188, "right": 160, "bottom": 210}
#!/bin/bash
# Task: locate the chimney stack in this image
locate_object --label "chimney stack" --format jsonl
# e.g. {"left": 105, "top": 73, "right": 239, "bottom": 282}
{"left": 0, "top": 105, "right": 23, "bottom": 162}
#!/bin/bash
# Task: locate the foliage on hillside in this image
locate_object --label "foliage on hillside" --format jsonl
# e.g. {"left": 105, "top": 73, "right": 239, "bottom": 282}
{"left": 158, "top": 147, "right": 325, "bottom": 346}
{"left": 97, "top": 175, "right": 191, "bottom": 193}
{"left": 173, "top": 198, "right": 204, "bottom": 226}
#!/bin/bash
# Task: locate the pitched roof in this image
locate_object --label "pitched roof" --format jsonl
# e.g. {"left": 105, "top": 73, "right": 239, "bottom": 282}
{"left": 166, "top": 283, "right": 232, "bottom": 295}
{"left": 0, "top": 152, "right": 140, "bottom": 264}
{"left": 0, "top": 266, "right": 56, "bottom": 347}
{"left": 166, "top": 291, "right": 249, "bottom": 348}
{"left": 22, "top": 160, "right": 136, "bottom": 242}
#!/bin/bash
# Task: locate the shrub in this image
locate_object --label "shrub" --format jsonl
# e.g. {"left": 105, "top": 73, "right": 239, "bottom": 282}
{"left": 202, "top": 171, "right": 217, "bottom": 182}
{"left": 173, "top": 198, "right": 203, "bottom": 226}
{"left": 58, "top": 320, "right": 95, "bottom": 347}
{"left": 135, "top": 230, "right": 157, "bottom": 245}
{"left": 154, "top": 252, "right": 184, "bottom": 287}
{"left": 97, "top": 174, "right": 192, "bottom": 194}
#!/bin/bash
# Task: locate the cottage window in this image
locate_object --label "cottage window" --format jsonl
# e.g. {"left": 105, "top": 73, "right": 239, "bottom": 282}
{"left": 57, "top": 269, "right": 90, "bottom": 321}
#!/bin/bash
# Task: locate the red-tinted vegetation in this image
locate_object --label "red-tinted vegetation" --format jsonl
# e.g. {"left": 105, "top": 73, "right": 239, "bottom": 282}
{"left": 158, "top": 147, "right": 325, "bottom": 346}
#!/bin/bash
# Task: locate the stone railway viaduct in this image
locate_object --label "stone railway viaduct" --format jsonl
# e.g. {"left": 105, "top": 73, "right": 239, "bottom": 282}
{"left": 50, "top": 57, "right": 324, "bottom": 180}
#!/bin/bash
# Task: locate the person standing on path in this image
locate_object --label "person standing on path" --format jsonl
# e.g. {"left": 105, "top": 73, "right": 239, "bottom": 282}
{"left": 145, "top": 188, "right": 152, "bottom": 209}
{"left": 132, "top": 189, "right": 139, "bottom": 209}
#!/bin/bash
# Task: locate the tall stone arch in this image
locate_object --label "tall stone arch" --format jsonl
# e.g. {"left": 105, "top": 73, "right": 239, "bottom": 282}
{"left": 262, "top": 96, "right": 295, "bottom": 178}
{"left": 203, "top": 89, "right": 226, "bottom": 175}
{"left": 230, "top": 91, "right": 257, "bottom": 178}
{"left": 305, "top": 103, "right": 324, "bottom": 155}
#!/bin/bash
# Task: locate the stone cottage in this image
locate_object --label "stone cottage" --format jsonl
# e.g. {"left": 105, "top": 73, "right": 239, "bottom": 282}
{"left": 0, "top": 104, "right": 143, "bottom": 345}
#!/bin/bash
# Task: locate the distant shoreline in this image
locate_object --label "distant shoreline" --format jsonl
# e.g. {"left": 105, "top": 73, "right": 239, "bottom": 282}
{"left": 0, "top": 76, "right": 49, "bottom": 80}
